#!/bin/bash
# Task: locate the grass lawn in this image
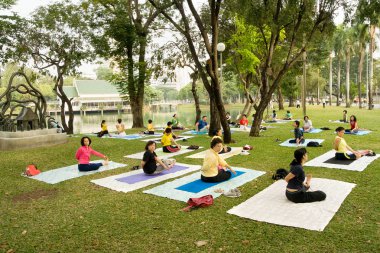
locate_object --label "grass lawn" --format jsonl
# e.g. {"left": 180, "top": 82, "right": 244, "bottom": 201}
{"left": 1, "top": 105, "right": 379, "bottom": 253}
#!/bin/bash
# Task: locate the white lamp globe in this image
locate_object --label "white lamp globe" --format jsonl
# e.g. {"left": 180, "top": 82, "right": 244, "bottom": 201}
{"left": 217, "top": 42, "right": 225, "bottom": 52}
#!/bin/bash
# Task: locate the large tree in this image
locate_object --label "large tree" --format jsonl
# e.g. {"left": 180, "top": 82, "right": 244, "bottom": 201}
{"left": 148, "top": 0, "right": 232, "bottom": 143}
{"left": 84, "top": 0, "right": 171, "bottom": 128}
{"left": 16, "top": 3, "right": 94, "bottom": 134}
{"left": 230, "top": 0, "right": 340, "bottom": 136}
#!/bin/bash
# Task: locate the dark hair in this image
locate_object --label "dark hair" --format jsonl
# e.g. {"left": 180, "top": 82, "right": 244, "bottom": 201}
{"left": 292, "top": 148, "right": 307, "bottom": 164}
{"left": 80, "top": 136, "right": 91, "bottom": 146}
{"left": 202, "top": 115, "right": 207, "bottom": 119}
{"left": 226, "top": 112, "right": 230, "bottom": 115}
{"left": 145, "top": 141, "right": 156, "bottom": 150}
{"left": 165, "top": 127, "right": 172, "bottom": 134}
{"left": 210, "top": 137, "right": 223, "bottom": 148}
{"left": 213, "top": 128, "right": 222, "bottom": 136}
{"left": 148, "top": 119, "right": 152, "bottom": 124}
{"left": 287, "top": 110, "right": 290, "bottom": 113}
{"left": 173, "top": 114, "right": 176, "bottom": 117}
{"left": 350, "top": 115, "right": 357, "bottom": 122}
{"left": 273, "top": 110, "right": 276, "bottom": 113}
{"left": 335, "top": 126, "right": 345, "bottom": 132}
{"left": 252, "top": 114, "right": 256, "bottom": 117}
{"left": 167, "top": 121, "right": 173, "bottom": 126}
{"left": 304, "top": 115, "right": 309, "bottom": 120}
{"left": 101, "top": 120, "right": 106, "bottom": 127}
{"left": 343, "top": 110, "right": 347, "bottom": 113}
{"left": 295, "top": 120, "right": 300, "bottom": 127}
{"left": 243, "top": 114, "right": 247, "bottom": 117}
{"left": 117, "top": 119, "right": 122, "bottom": 124}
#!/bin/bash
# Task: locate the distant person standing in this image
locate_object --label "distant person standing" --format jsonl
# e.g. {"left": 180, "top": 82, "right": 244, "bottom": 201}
{"left": 296, "top": 99, "right": 301, "bottom": 108}
{"left": 322, "top": 98, "right": 326, "bottom": 108}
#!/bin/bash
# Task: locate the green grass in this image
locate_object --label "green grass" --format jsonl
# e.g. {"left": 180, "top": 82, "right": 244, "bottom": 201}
{"left": 1, "top": 105, "right": 379, "bottom": 253}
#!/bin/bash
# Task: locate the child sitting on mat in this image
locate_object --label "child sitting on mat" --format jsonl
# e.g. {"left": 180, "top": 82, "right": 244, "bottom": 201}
{"left": 75, "top": 136, "right": 108, "bottom": 171}
{"left": 289, "top": 120, "right": 305, "bottom": 145}
{"left": 201, "top": 138, "right": 236, "bottom": 183}
{"left": 140, "top": 141, "right": 175, "bottom": 174}
{"left": 284, "top": 148, "right": 326, "bottom": 203}
{"left": 334, "top": 127, "right": 374, "bottom": 160}
{"left": 143, "top": 119, "right": 155, "bottom": 134}
{"left": 116, "top": 119, "right": 126, "bottom": 136}
{"left": 161, "top": 128, "right": 181, "bottom": 153}
{"left": 345, "top": 115, "right": 359, "bottom": 133}
{"left": 164, "top": 121, "right": 177, "bottom": 138}
{"left": 283, "top": 110, "right": 293, "bottom": 120}
{"left": 302, "top": 116, "right": 313, "bottom": 132}
{"left": 212, "top": 129, "right": 232, "bottom": 154}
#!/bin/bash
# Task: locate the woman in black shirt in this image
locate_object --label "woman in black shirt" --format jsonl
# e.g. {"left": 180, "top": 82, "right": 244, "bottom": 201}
{"left": 140, "top": 141, "right": 175, "bottom": 174}
{"left": 284, "top": 148, "right": 326, "bottom": 203}
{"left": 289, "top": 120, "right": 305, "bottom": 145}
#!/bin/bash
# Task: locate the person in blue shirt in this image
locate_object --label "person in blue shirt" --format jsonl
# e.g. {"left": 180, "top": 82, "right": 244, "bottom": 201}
{"left": 195, "top": 115, "right": 209, "bottom": 132}
{"left": 289, "top": 120, "right": 304, "bottom": 145}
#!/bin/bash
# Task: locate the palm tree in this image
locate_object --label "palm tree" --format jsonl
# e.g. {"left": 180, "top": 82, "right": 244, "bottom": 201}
{"left": 333, "top": 26, "right": 345, "bottom": 106}
{"left": 342, "top": 27, "right": 355, "bottom": 108}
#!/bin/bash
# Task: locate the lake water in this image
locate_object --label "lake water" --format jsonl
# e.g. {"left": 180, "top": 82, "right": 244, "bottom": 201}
{"left": 70, "top": 105, "right": 245, "bottom": 134}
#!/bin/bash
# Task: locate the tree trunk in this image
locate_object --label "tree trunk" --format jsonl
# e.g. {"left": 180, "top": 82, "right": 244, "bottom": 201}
{"left": 250, "top": 95, "right": 271, "bottom": 137}
{"left": 345, "top": 49, "right": 350, "bottom": 108}
{"left": 369, "top": 25, "right": 375, "bottom": 110}
{"left": 277, "top": 87, "right": 284, "bottom": 110}
{"left": 358, "top": 45, "right": 365, "bottom": 109}
{"left": 337, "top": 59, "right": 341, "bottom": 106}
{"left": 56, "top": 75, "right": 74, "bottom": 134}
{"left": 288, "top": 96, "right": 295, "bottom": 107}
{"left": 239, "top": 92, "right": 250, "bottom": 120}
{"left": 209, "top": 95, "right": 220, "bottom": 136}
{"left": 191, "top": 73, "right": 201, "bottom": 124}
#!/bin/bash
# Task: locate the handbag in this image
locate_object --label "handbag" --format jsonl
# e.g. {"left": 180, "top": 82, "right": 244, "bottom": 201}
{"left": 182, "top": 195, "right": 214, "bottom": 212}
{"left": 25, "top": 164, "right": 41, "bottom": 176}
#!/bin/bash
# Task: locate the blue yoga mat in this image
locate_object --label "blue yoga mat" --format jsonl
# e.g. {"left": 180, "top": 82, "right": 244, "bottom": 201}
{"left": 175, "top": 170, "right": 246, "bottom": 193}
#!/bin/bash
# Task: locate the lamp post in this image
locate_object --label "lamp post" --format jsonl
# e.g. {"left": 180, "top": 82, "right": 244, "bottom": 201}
{"left": 217, "top": 42, "right": 226, "bottom": 91}
{"left": 329, "top": 51, "right": 335, "bottom": 106}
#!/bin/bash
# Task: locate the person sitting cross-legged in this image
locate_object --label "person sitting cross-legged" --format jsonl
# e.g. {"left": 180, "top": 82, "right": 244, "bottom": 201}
{"left": 201, "top": 138, "right": 236, "bottom": 183}
{"left": 140, "top": 141, "right": 175, "bottom": 174}
{"left": 161, "top": 127, "right": 181, "bottom": 153}
{"left": 212, "top": 129, "right": 231, "bottom": 154}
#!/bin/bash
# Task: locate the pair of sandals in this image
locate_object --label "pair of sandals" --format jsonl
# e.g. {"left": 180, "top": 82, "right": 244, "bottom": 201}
{"left": 366, "top": 151, "right": 376, "bottom": 157}
{"left": 214, "top": 188, "right": 241, "bottom": 197}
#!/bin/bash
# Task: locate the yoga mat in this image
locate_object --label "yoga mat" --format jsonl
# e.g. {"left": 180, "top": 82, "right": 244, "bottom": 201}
{"left": 329, "top": 120, "right": 348, "bottom": 123}
{"left": 304, "top": 150, "right": 380, "bottom": 171}
{"left": 279, "top": 139, "right": 324, "bottom": 147}
{"left": 116, "top": 165, "right": 189, "bottom": 184}
{"left": 108, "top": 134, "right": 143, "bottom": 140}
{"left": 182, "top": 130, "right": 208, "bottom": 135}
{"left": 90, "top": 163, "right": 200, "bottom": 193}
{"left": 176, "top": 171, "right": 246, "bottom": 193}
{"left": 323, "top": 157, "right": 355, "bottom": 165}
{"left": 303, "top": 128, "right": 323, "bottom": 134}
{"left": 27, "top": 161, "right": 127, "bottom": 184}
{"left": 143, "top": 167, "right": 265, "bottom": 202}
{"left": 141, "top": 135, "right": 194, "bottom": 142}
{"left": 124, "top": 146, "right": 203, "bottom": 160}
{"left": 186, "top": 147, "right": 243, "bottom": 159}
{"left": 344, "top": 130, "right": 371, "bottom": 136}
{"left": 227, "top": 178, "right": 356, "bottom": 231}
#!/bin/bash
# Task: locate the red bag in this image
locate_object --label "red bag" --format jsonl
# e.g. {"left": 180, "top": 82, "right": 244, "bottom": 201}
{"left": 182, "top": 195, "right": 214, "bottom": 212}
{"left": 25, "top": 164, "right": 41, "bottom": 176}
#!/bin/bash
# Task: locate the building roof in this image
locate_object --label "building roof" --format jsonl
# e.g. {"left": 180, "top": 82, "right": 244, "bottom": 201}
{"left": 75, "top": 80, "right": 120, "bottom": 96}
{"left": 62, "top": 86, "right": 78, "bottom": 98}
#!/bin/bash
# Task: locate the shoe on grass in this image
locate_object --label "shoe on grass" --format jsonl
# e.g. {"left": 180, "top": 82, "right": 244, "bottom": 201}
{"left": 223, "top": 189, "right": 240, "bottom": 198}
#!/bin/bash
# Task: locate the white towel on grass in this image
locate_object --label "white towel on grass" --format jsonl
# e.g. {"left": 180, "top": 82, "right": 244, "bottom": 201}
{"left": 91, "top": 163, "right": 200, "bottom": 193}
{"left": 304, "top": 150, "right": 380, "bottom": 171}
{"left": 279, "top": 139, "right": 324, "bottom": 147}
{"left": 26, "top": 161, "right": 127, "bottom": 184}
{"left": 227, "top": 178, "right": 356, "bottom": 231}
{"left": 141, "top": 135, "right": 194, "bottom": 142}
{"left": 124, "top": 146, "right": 202, "bottom": 160}
{"left": 143, "top": 167, "right": 265, "bottom": 202}
{"left": 186, "top": 147, "right": 243, "bottom": 159}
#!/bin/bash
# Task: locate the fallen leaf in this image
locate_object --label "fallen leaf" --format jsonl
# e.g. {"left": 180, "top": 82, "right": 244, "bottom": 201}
{"left": 195, "top": 240, "right": 208, "bottom": 247}
{"left": 200, "top": 221, "right": 206, "bottom": 225}
{"left": 7, "top": 249, "right": 15, "bottom": 253}
{"left": 22, "top": 230, "right": 27, "bottom": 235}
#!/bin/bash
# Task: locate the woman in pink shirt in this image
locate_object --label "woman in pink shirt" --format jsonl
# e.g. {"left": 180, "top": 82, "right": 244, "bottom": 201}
{"left": 75, "top": 136, "right": 108, "bottom": 171}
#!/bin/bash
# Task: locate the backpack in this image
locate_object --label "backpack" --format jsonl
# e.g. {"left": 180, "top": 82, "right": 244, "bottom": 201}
{"left": 307, "top": 141, "right": 322, "bottom": 147}
{"left": 187, "top": 145, "right": 200, "bottom": 150}
{"left": 272, "top": 168, "right": 289, "bottom": 180}
{"left": 182, "top": 195, "right": 214, "bottom": 212}
{"left": 25, "top": 164, "right": 41, "bottom": 176}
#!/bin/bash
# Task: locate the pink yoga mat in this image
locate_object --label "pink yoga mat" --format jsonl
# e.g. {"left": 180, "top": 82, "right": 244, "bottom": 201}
{"left": 116, "top": 165, "right": 190, "bottom": 184}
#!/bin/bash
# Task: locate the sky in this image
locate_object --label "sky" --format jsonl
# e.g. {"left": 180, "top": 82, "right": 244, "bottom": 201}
{"left": 4, "top": 0, "right": 380, "bottom": 78}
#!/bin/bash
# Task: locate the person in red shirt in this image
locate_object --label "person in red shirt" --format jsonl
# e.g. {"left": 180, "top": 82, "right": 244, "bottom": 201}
{"left": 345, "top": 115, "right": 359, "bottom": 133}
{"left": 239, "top": 114, "right": 249, "bottom": 130}
{"left": 75, "top": 136, "right": 108, "bottom": 171}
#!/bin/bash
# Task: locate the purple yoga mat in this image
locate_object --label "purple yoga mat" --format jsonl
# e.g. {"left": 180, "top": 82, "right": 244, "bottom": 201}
{"left": 116, "top": 165, "right": 190, "bottom": 184}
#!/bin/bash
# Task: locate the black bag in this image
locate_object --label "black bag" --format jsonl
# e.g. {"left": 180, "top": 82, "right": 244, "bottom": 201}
{"left": 272, "top": 168, "right": 289, "bottom": 180}
{"left": 307, "top": 141, "right": 322, "bottom": 147}
{"left": 320, "top": 127, "right": 331, "bottom": 130}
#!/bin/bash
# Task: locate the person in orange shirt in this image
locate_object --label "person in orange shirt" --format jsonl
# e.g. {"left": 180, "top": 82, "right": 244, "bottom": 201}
{"left": 239, "top": 114, "right": 249, "bottom": 130}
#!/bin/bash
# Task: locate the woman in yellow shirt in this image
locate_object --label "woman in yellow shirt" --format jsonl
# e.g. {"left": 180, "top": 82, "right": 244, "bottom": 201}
{"left": 97, "top": 120, "right": 110, "bottom": 137}
{"left": 201, "top": 138, "right": 236, "bottom": 182}
{"left": 161, "top": 128, "right": 181, "bottom": 153}
{"left": 334, "top": 127, "right": 374, "bottom": 160}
